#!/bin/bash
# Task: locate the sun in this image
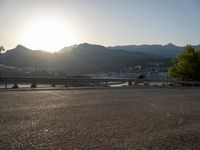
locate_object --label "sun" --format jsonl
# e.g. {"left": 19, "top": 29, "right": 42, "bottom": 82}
{"left": 19, "top": 17, "right": 79, "bottom": 52}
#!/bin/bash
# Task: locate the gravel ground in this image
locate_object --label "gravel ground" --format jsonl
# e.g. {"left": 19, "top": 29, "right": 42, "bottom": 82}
{"left": 0, "top": 88, "right": 200, "bottom": 150}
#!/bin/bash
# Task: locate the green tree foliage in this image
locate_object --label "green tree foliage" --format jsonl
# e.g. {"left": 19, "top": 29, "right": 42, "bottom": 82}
{"left": 0, "top": 45, "right": 5, "bottom": 53}
{"left": 168, "top": 45, "right": 200, "bottom": 81}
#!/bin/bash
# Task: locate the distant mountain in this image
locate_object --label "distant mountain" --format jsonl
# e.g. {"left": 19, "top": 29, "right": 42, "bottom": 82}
{"left": 59, "top": 43, "right": 167, "bottom": 73}
{"left": 59, "top": 44, "right": 78, "bottom": 53}
{"left": 0, "top": 45, "right": 56, "bottom": 67}
{"left": 109, "top": 43, "right": 200, "bottom": 57}
{"left": 193, "top": 45, "right": 200, "bottom": 51}
{"left": 0, "top": 43, "right": 170, "bottom": 74}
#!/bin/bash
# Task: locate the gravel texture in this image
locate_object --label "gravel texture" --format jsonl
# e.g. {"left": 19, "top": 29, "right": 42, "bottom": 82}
{"left": 0, "top": 88, "right": 200, "bottom": 150}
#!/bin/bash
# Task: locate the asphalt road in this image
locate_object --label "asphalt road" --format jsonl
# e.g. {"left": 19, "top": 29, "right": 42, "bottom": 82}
{"left": 0, "top": 88, "right": 200, "bottom": 150}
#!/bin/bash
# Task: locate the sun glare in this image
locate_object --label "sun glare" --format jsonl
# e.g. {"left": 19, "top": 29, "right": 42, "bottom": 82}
{"left": 19, "top": 17, "right": 79, "bottom": 52}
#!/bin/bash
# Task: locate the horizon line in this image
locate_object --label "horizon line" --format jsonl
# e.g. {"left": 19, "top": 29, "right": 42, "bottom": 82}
{"left": 5, "top": 42, "right": 200, "bottom": 52}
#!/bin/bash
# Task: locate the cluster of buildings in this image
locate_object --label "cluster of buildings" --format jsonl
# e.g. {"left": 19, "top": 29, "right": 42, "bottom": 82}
{"left": 0, "top": 66, "right": 63, "bottom": 77}
{"left": 88, "top": 64, "right": 170, "bottom": 80}
{"left": 0, "top": 63, "right": 170, "bottom": 80}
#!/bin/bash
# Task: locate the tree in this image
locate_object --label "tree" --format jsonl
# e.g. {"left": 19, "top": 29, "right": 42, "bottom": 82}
{"left": 168, "top": 45, "right": 200, "bottom": 81}
{"left": 0, "top": 45, "right": 5, "bottom": 53}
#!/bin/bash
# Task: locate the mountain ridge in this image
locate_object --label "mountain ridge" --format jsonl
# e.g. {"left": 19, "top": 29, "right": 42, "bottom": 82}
{"left": 5, "top": 43, "right": 200, "bottom": 57}
{"left": 0, "top": 43, "right": 170, "bottom": 74}
{"left": 108, "top": 43, "right": 200, "bottom": 57}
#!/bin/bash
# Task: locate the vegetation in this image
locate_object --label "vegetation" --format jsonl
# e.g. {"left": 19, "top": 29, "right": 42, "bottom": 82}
{"left": 31, "top": 82, "right": 37, "bottom": 88}
{"left": 0, "top": 45, "right": 5, "bottom": 53}
{"left": 168, "top": 45, "right": 200, "bottom": 81}
{"left": 12, "top": 83, "right": 19, "bottom": 89}
{"left": 137, "top": 74, "right": 146, "bottom": 79}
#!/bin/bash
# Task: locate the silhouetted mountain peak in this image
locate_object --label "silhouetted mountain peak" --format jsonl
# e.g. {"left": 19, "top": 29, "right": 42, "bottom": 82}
{"left": 60, "top": 44, "right": 78, "bottom": 52}
{"left": 77, "top": 43, "right": 106, "bottom": 49}
{"left": 15, "top": 44, "right": 30, "bottom": 50}
{"left": 165, "top": 43, "right": 176, "bottom": 47}
{"left": 72, "top": 43, "right": 108, "bottom": 54}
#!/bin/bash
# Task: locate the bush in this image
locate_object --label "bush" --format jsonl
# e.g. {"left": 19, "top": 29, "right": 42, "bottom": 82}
{"left": 12, "top": 83, "right": 19, "bottom": 89}
{"left": 31, "top": 82, "right": 37, "bottom": 88}
{"left": 168, "top": 45, "right": 200, "bottom": 81}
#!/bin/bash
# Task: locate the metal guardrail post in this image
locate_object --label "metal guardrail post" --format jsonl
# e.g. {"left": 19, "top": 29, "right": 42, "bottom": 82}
{"left": 4, "top": 78, "right": 7, "bottom": 89}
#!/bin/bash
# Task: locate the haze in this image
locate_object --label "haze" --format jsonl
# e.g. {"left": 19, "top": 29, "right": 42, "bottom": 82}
{"left": 0, "top": 0, "right": 200, "bottom": 52}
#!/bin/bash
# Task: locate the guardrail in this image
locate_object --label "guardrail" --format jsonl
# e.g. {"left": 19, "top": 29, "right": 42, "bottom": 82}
{"left": 173, "top": 80, "right": 200, "bottom": 86}
{"left": 0, "top": 77, "right": 137, "bottom": 89}
{"left": 0, "top": 76, "right": 199, "bottom": 89}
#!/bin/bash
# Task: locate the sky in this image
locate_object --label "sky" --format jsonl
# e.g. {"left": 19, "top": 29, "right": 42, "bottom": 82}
{"left": 0, "top": 0, "right": 200, "bottom": 51}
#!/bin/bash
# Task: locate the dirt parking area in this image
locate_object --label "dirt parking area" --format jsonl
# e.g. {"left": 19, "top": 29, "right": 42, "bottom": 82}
{"left": 0, "top": 88, "right": 200, "bottom": 149}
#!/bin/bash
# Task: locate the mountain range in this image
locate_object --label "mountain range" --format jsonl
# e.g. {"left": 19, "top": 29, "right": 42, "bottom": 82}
{"left": 109, "top": 43, "right": 200, "bottom": 57}
{"left": 0, "top": 43, "right": 199, "bottom": 74}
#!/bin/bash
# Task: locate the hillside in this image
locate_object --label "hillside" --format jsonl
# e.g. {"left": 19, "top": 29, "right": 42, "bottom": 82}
{"left": 109, "top": 43, "right": 200, "bottom": 57}
{"left": 0, "top": 43, "right": 170, "bottom": 74}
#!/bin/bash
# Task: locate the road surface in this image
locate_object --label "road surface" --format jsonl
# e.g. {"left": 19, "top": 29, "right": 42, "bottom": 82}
{"left": 0, "top": 88, "right": 200, "bottom": 149}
